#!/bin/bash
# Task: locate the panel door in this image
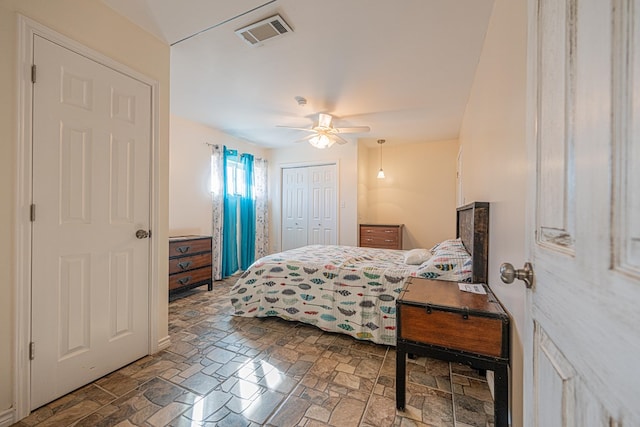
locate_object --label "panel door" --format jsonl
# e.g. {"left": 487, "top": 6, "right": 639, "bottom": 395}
{"left": 526, "top": 0, "right": 640, "bottom": 424}
{"left": 307, "top": 164, "right": 337, "bottom": 245}
{"left": 31, "top": 35, "right": 151, "bottom": 409}
{"left": 281, "top": 168, "right": 308, "bottom": 251}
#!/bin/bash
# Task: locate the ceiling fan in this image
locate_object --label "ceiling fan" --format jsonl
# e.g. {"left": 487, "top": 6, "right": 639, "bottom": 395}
{"left": 277, "top": 113, "right": 370, "bottom": 149}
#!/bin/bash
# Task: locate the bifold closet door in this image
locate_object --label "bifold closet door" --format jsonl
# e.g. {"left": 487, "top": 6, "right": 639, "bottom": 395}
{"left": 281, "top": 164, "right": 337, "bottom": 251}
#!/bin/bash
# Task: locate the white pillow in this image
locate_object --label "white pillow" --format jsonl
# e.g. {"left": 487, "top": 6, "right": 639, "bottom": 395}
{"left": 404, "top": 248, "right": 432, "bottom": 265}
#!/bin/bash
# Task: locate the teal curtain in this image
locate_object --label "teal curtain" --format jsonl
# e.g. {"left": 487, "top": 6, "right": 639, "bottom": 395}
{"left": 221, "top": 147, "right": 238, "bottom": 277}
{"left": 240, "top": 153, "right": 255, "bottom": 270}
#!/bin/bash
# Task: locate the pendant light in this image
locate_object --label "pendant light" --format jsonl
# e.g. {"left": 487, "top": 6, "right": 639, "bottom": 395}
{"left": 377, "top": 139, "right": 386, "bottom": 179}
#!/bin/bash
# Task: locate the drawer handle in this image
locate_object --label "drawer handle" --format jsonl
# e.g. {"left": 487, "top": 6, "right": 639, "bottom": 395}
{"left": 384, "top": 239, "right": 394, "bottom": 242}
{"left": 176, "top": 245, "right": 190, "bottom": 254}
{"left": 384, "top": 230, "right": 394, "bottom": 233}
{"left": 177, "top": 261, "right": 192, "bottom": 270}
{"left": 178, "top": 276, "right": 191, "bottom": 285}
{"left": 365, "top": 238, "right": 373, "bottom": 242}
{"left": 365, "top": 230, "right": 372, "bottom": 233}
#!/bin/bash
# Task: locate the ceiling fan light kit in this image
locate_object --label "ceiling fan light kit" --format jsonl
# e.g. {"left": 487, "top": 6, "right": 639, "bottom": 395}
{"left": 309, "top": 134, "right": 334, "bottom": 149}
{"left": 278, "top": 112, "right": 371, "bottom": 149}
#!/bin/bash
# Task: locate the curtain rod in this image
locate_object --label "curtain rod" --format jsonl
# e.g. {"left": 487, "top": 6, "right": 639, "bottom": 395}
{"left": 205, "top": 143, "right": 265, "bottom": 161}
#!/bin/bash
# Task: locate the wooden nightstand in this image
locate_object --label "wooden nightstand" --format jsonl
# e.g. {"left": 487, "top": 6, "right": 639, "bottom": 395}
{"left": 396, "top": 277, "right": 510, "bottom": 427}
{"left": 359, "top": 223, "right": 403, "bottom": 249}
{"left": 169, "top": 236, "right": 213, "bottom": 294}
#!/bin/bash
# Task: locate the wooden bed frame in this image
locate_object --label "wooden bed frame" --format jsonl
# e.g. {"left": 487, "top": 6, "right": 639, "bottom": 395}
{"left": 456, "top": 201, "right": 490, "bottom": 284}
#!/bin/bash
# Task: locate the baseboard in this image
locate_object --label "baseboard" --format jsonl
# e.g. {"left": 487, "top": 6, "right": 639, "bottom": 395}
{"left": 157, "top": 335, "right": 171, "bottom": 351}
{"left": 0, "top": 408, "right": 15, "bottom": 427}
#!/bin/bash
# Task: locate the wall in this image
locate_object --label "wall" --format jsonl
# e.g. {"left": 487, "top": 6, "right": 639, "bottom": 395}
{"left": 269, "top": 142, "right": 358, "bottom": 253}
{"left": 363, "top": 140, "right": 459, "bottom": 249}
{"left": 169, "top": 115, "right": 269, "bottom": 237}
{"left": 0, "top": 0, "right": 170, "bottom": 420}
{"left": 356, "top": 142, "right": 370, "bottom": 225}
{"left": 458, "top": 0, "right": 528, "bottom": 425}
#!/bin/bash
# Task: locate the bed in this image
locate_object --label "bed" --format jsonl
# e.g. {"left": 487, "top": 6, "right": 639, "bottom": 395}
{"left": 230, "top": 202, "right": 489, "bottom": 345}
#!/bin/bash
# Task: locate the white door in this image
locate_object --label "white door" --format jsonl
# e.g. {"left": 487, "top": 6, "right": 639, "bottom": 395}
{"left": 523, "top": 0, "right": 640, "bottom": 424}
{"left": 307, "top": 164, "right": 337, "bottom": 245}
{"left": 31, "top": 35, "right": 151, "bottom": 409}
{"left": 281, "top": 168, "right": 308, "bottom": 250}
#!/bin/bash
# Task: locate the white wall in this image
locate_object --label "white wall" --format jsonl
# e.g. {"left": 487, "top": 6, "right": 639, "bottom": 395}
{"left": 0, "top": 0, "right": 170, "bottom": 421}
{"left": 269, "top": 141, "right": 359, "bottom": 253}
{"left": 458, "top": 0, "right": 528, "bottom": 425}
{"left": 169, "top": 115, "right": 269, "bottom": 237}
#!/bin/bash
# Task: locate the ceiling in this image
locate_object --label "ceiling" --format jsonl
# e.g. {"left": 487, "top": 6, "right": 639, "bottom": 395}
{"left": 102, "top": 0, "right": 495, "bottom": 148}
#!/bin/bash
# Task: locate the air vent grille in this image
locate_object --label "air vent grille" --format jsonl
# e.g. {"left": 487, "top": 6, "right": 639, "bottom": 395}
{"left": 235, "top": 14, "right": 292, "bottom": 47}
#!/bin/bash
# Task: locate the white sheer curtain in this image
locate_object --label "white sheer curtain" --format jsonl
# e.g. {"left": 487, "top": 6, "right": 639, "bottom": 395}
{"left": 254, "top": 158, "right": 269, "bottom": 259}
{"left": 210, "top": 144, "right": 224, "bottom": 280}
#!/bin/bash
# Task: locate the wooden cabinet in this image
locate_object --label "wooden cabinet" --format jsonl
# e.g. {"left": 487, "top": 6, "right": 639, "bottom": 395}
{"left": 359, "top": 224, "right": 403, "bottom": 249}
{"left": 395, "top": 277, "right": 510, "bottom": 427}
{"left": 168, "top": 236, "right": 213, "bottom": 294}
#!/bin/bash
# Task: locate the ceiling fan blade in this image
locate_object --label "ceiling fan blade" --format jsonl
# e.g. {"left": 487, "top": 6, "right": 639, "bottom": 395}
{"left": 335, "top": 126, "right": 371, "bottom": 133}
{"left": 333, "top": 134, "right": 349, "bottom": 145}
{"left": 276, "top": 125, "right": 316, "bottom": 133}
{"left": 294, "top": 134, "right": 317, "bottom": 143}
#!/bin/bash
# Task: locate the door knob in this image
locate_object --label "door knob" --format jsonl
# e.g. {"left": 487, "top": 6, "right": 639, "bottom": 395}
{"left": 500, "top": 262, "right": 534, "bottom": 288}
{"left": 136, "top": 229, "right": 150, "bottom": 239}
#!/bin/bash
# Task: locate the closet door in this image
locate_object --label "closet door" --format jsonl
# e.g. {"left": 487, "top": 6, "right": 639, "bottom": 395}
{"left": 308, "top": 165, "right": 337, "bottom": 245}
{"left": 281, "top": 168, "right": 308, "bottom": 251}
{"left": 281, "top": 164, "right": 338, "bottom": 251}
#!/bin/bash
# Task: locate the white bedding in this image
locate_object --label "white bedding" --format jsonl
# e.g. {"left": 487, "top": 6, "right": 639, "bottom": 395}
{"left": 230, "top": 243, "right": 472, "bottom": 345}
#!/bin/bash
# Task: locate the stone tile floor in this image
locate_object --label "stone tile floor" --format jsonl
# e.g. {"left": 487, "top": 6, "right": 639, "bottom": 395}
{"left": 14, "top": 276, "right": 495, "bottom": 427}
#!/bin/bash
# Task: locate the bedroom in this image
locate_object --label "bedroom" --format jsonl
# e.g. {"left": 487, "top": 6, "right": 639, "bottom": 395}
{"left": 1, "top": 0, "right": 639, "bottom": 426}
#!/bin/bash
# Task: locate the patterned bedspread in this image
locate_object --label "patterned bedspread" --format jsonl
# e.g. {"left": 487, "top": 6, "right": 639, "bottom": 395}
{"left": 230, "top": 244, "right": 472, "bottom": 345}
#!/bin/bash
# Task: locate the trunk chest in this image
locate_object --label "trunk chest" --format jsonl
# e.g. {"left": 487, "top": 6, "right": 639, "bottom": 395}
{"left": 397, "top": 277, "right": 509, "bottom": 359}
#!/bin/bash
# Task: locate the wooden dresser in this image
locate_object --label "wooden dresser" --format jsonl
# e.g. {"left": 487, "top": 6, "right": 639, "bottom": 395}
{"left": 359, "top": 224, "right": 403, "bottom": 249}
{"left": 168, "top": 236, "right": 213, "bottom": 294}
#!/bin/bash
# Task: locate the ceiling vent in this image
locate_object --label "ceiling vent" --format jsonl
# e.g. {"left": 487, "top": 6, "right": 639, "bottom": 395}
{"left": 235, "top": 14, "right": 292, "bottom": 47}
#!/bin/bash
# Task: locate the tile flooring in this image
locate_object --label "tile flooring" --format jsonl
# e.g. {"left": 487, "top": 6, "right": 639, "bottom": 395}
{"left": 13, "top": 276, "right": 495, "bottom": 427}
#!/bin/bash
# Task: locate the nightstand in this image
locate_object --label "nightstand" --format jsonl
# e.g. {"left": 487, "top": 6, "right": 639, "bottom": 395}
{"left": 396, "top": 277, "right": 510, "bottom": 427}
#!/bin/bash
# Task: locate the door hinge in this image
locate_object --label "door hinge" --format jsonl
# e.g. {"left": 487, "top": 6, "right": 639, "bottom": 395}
{"left": 30, "top": 204, "right": 36, "bottom": 222}
{"left": 31, "top": 64, "right": 36, "bottom": 83}
{"left": 29, "top": 342, "right": 35, "bottom": 360}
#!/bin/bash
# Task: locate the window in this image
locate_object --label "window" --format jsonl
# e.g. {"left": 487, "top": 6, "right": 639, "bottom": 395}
{"left": 211, "top": 153, "right": 248, "bottom": 197}
{"left": 226, "top": 157, "right": 246, "bottom": 197}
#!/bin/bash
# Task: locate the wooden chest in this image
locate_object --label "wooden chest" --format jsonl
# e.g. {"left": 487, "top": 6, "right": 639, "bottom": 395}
{"left": 359, "top": 223, "right": 403, "bottom": 250}
{"left": 168, "top": 235, "right": 213, "bottom": 294}
{"left": 397, "top": 277, "right": 509, "bottom": 359}
{"left": 395, "top": 277, "right": 511, "bottom": 426}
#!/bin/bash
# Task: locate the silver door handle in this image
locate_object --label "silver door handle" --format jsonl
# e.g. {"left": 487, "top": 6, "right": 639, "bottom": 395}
{"left": 136, "top": 229, "right": 150, "bottom": 239}
{"left": 500, "top": 262, "right": 534, "bottom": 288}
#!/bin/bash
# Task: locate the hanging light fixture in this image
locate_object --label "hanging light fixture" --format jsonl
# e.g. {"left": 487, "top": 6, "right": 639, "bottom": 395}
{"left": 377, "top": 139, "right": 386, "bottom": 179}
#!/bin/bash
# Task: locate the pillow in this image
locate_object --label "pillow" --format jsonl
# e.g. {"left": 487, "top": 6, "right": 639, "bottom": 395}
{"left": 430, "top": 238, "right": 468, "bottom": 253}
{"left": 416, "top": 241, "right": 473, "bottom": 282}
{"left": 404, "top": 248, "right": 432, "bottom": 265}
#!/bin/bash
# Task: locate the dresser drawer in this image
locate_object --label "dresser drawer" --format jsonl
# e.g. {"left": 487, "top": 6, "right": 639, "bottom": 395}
{"left": 169, "top": 237, "right": 211, "bottom": 257}
{"left": 169, "top": 252, "right": 211, "bottom": 275}
{"left": 359, "top": 224, "right": 403, "bottom": 249}
{"left": 399, "top": 303, "right": 504, "bottom": 357}
{"left": 169, "top": 266, "right": 212, "bottom": 291}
